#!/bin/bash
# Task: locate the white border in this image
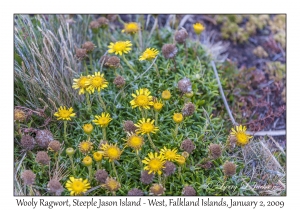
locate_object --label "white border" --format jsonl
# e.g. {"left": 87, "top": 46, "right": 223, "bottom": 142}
{"left": 3, "top": 0, "right": 297, "bottom": 209}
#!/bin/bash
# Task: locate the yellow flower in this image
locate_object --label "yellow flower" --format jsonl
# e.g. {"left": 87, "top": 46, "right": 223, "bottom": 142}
{"left": 142, "top": 152, "right": 165, "bottom": 175}
{"left": 139, "top": 48, "right": 159, "bottom": 61}
{"left": 122, "top": 22, "right": 140, "bottom": 34}
{"left": 125, "top": 133, "right": 144, "bottom": 151}
{"left": 78, "top": 141, "right": 93, "bottom": 154}
{"left": 160, "top": 147, "right": 180, "bottom": 162}
{"left": 66, "top": 147, "right": 75, "bottom": 156}
{"left": 72, "top": 75, "right": 90, "bottom": 95}
{"left": 86, "top": 72, "right": 108, "bottom": 93}
{"left": 108, "top": 41, "right": 132, "bottom": 55}
{"left": 176, "top": 155, "right": 186, "bottom": 165}
{"left": 54, "top": 106, "right": 76, "bottom": 121}
{"left": 153, "top": 98, "right": 163, "bottom": 112}
{"left": 103, "top": 177, "right": 121, "bottom": 192}
{"left": 14, "top": 108, "right": 26, "bottom": 122}
{"left": 82, "top": 155, "right": 93, "bottom": 166}
{"left": 193, "top": 23, "right": 205, "bottom": 35}
{"left": 161, "top": 90, "right": 171, "bottom": 100}
{"left": 130, "top": 88, "right": 154, "bottom": 110}
{"left": 173, "top": 113, "right": 183, "bottom": 123}
{"left": 93, "top": 113, "right": 112, "bottom": 128}
{"left": 135, "top": 118, "right": 159, "bottom": 135}
{"left": 230, "top": 125, "right": 253, "bottom": 146}
{"left": 83, "top": 124, "right": 93, "bottom": 135}
{"left": 65, "top": 177, "right": 90, "bottom": 196}
{"left": 93, "top": 151, "right": 103, "bottom": 162}
{"left": 100, "top": 143, "right": 122, "bottom": 162}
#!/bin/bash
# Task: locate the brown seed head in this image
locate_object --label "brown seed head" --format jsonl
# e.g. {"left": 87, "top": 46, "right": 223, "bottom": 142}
{"left": 162, "top": 44, "right": 178, "bottom": 59}
{"left": 113, "top": 76, "right": 126, "bottom": 88}
{"left": 75, "top": 48, "right": 87, "bottom": 60}
{"left": 175, "top": 28, "right": 188, "bottom": 44}
{"left": 100, "top": 55, "right": 110, "bottom": 66}
{"left": 82, "top": 41, "right": 95, "bottom": 53}
{"left": 182, "top": 186, "right": 196, "bottom": 196}
{"left": 223, "top": 161, "right": 236, "bottom": 177}
{"left": 209, "top": 144, "right": 222, "bottom": 159}
{"left": 35, "top": 129, "right": 54, "bottom": 149}
{"left": 163, "top": 161, "right": 176, "bottom": 177}
{"left": 127, "top": 188, "right": 144, "bottom": 196}
{"left": 104, "top": 177, "right": 121, "bottom": 192}
{"left": 178, "top": 78, "right": 192, "bottom": 93}
{"left": 123, "top": 120, "right": 137, "bottom": 133}
{"left": 182, "top": 102, "right": 196, "bottom": 117}
{"left": 95, "top": 169, "right": 108, "bottom": 183}
{"left": 21, "top": 170, "right": 36, "bottom": 186}
{"left": 180, "top": 138, "right": 196, "bottom": 154}
{"left": 36, "top": 151, "right": 50, "bottom": 165}
{"left": 21, "top": 135, "right": 36, "bottom": 151}
{"left": 97, "top": 17, "right": 109, "bottom": 27}
{"left": 150, "top": 183, "right": 165, "bottom": 196}
{"left": 107, "top": 15, "right": 117, "bottom": 22}
{"left": 48, "top": 179, "right": 64, "bottom": 195}
{"left": 140, "top": 170, "right": 154, "bottom": 184}
{"left": 106, "top": 56, "right": 120, "bottom": 68}
{"left": 14, "top": 108, "right": 26, "bottom": 122}
{"left": 48, "top": 140, "right": 61, "bottom": 152}
{"left": 89, "top": 20, "right": 100, "bottom": 29}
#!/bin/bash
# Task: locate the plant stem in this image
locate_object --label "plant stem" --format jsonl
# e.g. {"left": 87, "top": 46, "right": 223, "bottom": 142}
{"left": 98, "top": 92, "right": 107, "bottom": 111}
{"left": 89, "top": 54, "right": 93, "bottom": 71}
{"left": 154, "top": 63, "right": 160, "bottom": 78}
{"left": 84, "top": 60, "right": 89, "bottom": 75}
{"left": 102, "top": 127, "right": 106, "bottom": 141}
{"left": 155, "top": 112, "right": 158, "bottom": 126}
{"left": 172, "top": 57, "right": 177, "bottom": 71}
{"left": 174, "top": 123, "right": 179, "bottom": 136}
{"left": 85, "top": 92, "right": 91, "bottom": 112}
{"left": 69, "top": 156, "right": 75, "bottom": 175}
{"left": 88, "top": 165, "right": 93, "bottom": 182}
{"left": 135, "top": 150, "right": 143, "bottom": 168}
{"left": 147, "top": 133, "right": 158, "bottom": 152}
{"left": 112, "top": 161, "right": 119, "bottom": 182}
{"left": 29, "top": 186, "right": 34, "bottom": 196}
{"left": 122, "top": 55, "right": 136, "bottom": 72}
{"left": 178, "top": 166, "right": 185, "bottom": 184}
{"left": 63, "top": 121, "right": 69, "bottom": 146}
{"left": 96, "top": 161, "right": 102, "bottom": 170}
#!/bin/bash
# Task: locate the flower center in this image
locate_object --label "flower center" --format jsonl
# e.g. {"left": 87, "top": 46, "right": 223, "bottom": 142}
{"left": 78, "top": 77, "right": 88, "bottom": 88}
{"left": 114, "top": 42, "right": 126, "bottom": 51}
{"left": 107, "top": 180, "right": 118, "bottom": 190}
{"left": 148, "top": 159, "right": 162, "bottom": 171}
{"left": 141, "top": 123, "right": 154, "bottom": 133}
{"left": 72, "top": 181, "right": 84, "bottom": 192}
{"left": 81, "top": 143, "right": 90, "bottom": 150}
{"left": 60, "top": 110, "right": 70, "bottom": 118}
{"left": 99, "top": 117, "right": 109, "bottom": 124}
{"left": 91, "top": 77, "right": 104, "bottom": 87}
{"left": 236, "top": 132, "right": 247, "bottom": 143}
{"left": 154, "top": 103, "right": 163, "bottom": 110}
{"left": 135, "top": 95, "right": 149, "bottom": 106}
{"left": 107, "top": 147, "right": 119, "bottom": 158}
{"left": 165, "top": 151, "right": 176, "bottom": 159}
{"left": 129, "top": 136, "right": 142, "bottom": 147}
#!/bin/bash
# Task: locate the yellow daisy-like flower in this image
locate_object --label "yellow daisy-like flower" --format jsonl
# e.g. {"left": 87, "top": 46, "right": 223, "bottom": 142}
{"left": 86, "top": 72, "right": 108, "bottom": 93}
{"left": 93, "top": 113, "right": 112, "bottom": 128}
{"left": 72, "top": 75, "right": 90, "bottom": 95}
{"left": 100, "top": 143, "right": 122, "bottom": 162}
{"left": 130, "top": 88, "right": 154, "bottom": 110}
{"left": 173, "top": 113, "right": 183, "bottom": 123}
{"left": 82, "top": 155, "right": 93, "bottom": 167}
{"left": 125, "top": 133, "right": 144, "bottom": 151}
{"left": 193, "top": 23, "right": 205, "bottom": 35}
{"left": 230, "top": 125, "right": 253, "bottom": 146}
{"left": 142, "top": 152, "right": 166, "bottom": 175}
{"left": 83, "top": 123, "right": 93, "bottom": 135}
{"left": 139, "top": 48, "right": 159, "bottom": 61}
{"left": 135, "top": 118, "right": 159, "bottom": 135}
{"left": 54, "top": 106, "right": 76, "bottom": 121}
{"left": 65, "top": 177, "right": 91, "bottom": 196}
{"left": 153, "top": 98, "right": 164, "bottom": 112}
{"left": 176, "top": 155, "right": 186, "bottom": 165}
{"left": 161, "top": 90, "right": 171, "bottom": 100}
{"left": 78, "top": 141, "right": 93, "bottom": 154}
{"left": 122, "top": 22, "right": 140, "bottom": 34}
{"left": 160, "top": 147, "right": 180, "bottom": 162}
{"left": 93, "top": 151, "right": 103, "bottom": 162}
{"left": 108, "top": 41, "right": 132, "bottom": 55}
